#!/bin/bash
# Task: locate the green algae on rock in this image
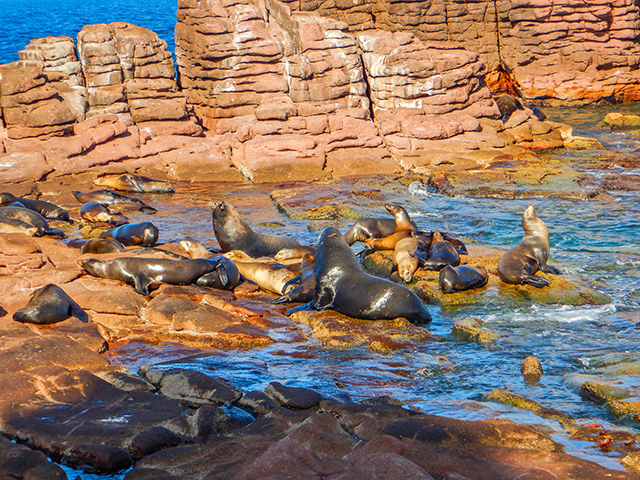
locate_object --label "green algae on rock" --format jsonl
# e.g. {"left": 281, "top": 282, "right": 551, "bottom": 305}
{"left": 451, "top": 318, "right": 500, "bottom": 344}
{"left": 485, "top": 388, "right": 574, "bottom": 425}
{"left": 362, "top": 246, "right": 611, "bottom": 308}
{"left": 599, "top": 113, "right": 640, "bottom": 130}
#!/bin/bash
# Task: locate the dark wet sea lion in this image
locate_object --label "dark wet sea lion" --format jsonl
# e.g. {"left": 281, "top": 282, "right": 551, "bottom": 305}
{"left": 498, "top": 205, "right": 558, "bottom": 288}
{"left": 391, "top": 237, "right": 429, "bottom": 283}
{"left": 80, "top": 238, "right": 126, "bottom": 254}
{"left": 72, "top": 190, "right": 156, "bottom": 213}
{"left": 211, "top": 200, "right": 300, "bottom": 257}
{"left": 413, "top": 231, "right": 468, "bottom": 255}
{"left": 0, "top": 192, "right": 70, "bottom": 222}
{"left": 13, "top": 284, "right": 83, "bottom": 324}
{"left": 93, "top": 174, "right": 175, "bottom": 193}
{"left": 439, "top": 265, "right": 489, "bottom": 293}
{"left": 180, "top": 239, "right": 241, "bottom": 290}
{"left": 0, "top": 216, "right": 40, "bottom": 236}
{"left": 343, "top": 204, "right": 417, "bottom": 246}
{"left": 423, "top": 231, "right": 460, "bottom": 271}
{"left": 78, "top": 257, "right": 222, "bottom": 295}
{"left": 99, "top": 222, "right": 159, "bottom": 247}
{"left": 0, "top": 206, "right": 53, "bottom": 236}
{"left": 273, "top": 253, "right": 316, "bottom": 304}
{"left": 80, "top": 201, "right": 128, "bottom": 225}
{"left": 287, "top": 227, "right": 432, "bottom": 324}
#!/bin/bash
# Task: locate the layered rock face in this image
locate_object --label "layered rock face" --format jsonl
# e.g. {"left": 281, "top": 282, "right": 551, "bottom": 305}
{"left": 282, "top": 0, "right": 640, "bottom": 104}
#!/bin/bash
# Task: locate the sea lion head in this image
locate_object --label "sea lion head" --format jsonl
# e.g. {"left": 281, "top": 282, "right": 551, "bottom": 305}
{"left": 398, "top": 254, "right": 419, "bottom": 283}
{"left": 0, "top": 192, "right": 18, "bottom": 205}
{"left": 77, "top": 258, "right": 108, "bottom": 278}
{"left": 522, "top": 205, "right": 548, "bottom": 238}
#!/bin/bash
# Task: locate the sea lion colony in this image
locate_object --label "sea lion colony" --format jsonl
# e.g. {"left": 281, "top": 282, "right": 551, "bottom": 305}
{"left": 0, "top": 174, "right": 560, "bottom": 326}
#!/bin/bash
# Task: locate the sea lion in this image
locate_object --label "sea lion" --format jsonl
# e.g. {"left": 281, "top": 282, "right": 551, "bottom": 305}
{"left": 439, "top": 265, "right": 489, "bottom": 293}
{"left": 422, "top": 231, "right": 460, "bottom": 271}
{"left": 498, "top": 205, "right": 559, "bottom": 288}
{"left": 0, "top": 206, "right": 57, "bottom": 236}
{"left": 99, "top": 222, "right": 159, "bottom": 247}
{"left": 274, "top": 245, "right": 318, "bottom": 262}
{"left": 231, "top": 260, "right": 297, "bottom": 295}
{"left": 78, "top": 257, "right": 222, "bottom": 295}
{"left": 72, "top": 190, "right": 157, "bottom": 213}
{"left": 211, "top": 201, "right": 301, "bottom": 257}
{"left": 413, "top": 231, "right": 468, "bottom": 255}
{"left": 390, "top": 237, "right": 429, "bottom": 283}
{"left": 495, "top": 94, "right": 523, "bottom": 123}
{"left": 180, "top": 239, "right": 241, "bottom": 291}
{"left": 287, "top": 227, "right": 432, "bottom": 324}
{"left": 80, "top": 201, "right": 128, "bottom": 225}
{"left": 93, "top": 174, "right": 174, "bottom": 193}
{"left": 0, "top": 216, "right": 39, "bottom": 236}
{"left": 0, "top": 192, "right": 70, "bottom": 222}
{"left": 80, "top": 238, "right": 126, "bottom": 255}
{"left": 273, "top": 253, "right": 316, "bottom": 304}
{"left": 13, "top": 284, "right": 84, "bottom": 325}
{"left": 343, "top": 204, "right": 417, "bottom": 245}
{"left": 358, "top": 229, "right": 415, "bottom": 260}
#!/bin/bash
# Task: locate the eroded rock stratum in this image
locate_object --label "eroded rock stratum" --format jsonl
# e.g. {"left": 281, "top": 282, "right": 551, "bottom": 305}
{"left": 4, "top": 0, "right": 634, "bottom": 183}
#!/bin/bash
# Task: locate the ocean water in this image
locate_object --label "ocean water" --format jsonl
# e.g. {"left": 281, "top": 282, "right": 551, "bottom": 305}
{"left": 0, "top": 0, "right": 177, "bottom": 64}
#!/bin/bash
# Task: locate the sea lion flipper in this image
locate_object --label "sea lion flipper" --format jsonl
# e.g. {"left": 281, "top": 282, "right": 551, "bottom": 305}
{"left": 543, "top": 264, "right": 562, "bottom": 275}
{"left": 132, "top": 274, "right": 153, "bottom": 296}
{"left": 356, "top": 247, "right": 374, "bottom": 262}
{"left": 388, "top": 263, "right": 397, "bottom": 278}
{"left": 314, "top": 286, "right": 335, "bottom": 310}
{"left": 282, "top": 275, "right": 301, "bottom": 292}
{"left": 271, "top": 294, "right": 291, "bottom": 304}
{"left": 285, "top": 302, "right": 314, "bottom": 316}
{"left": 522, "top": 275, "right": 551, "bottom": 288}
{"left": 216, "top": 263, "right": 229, "bottom": 287}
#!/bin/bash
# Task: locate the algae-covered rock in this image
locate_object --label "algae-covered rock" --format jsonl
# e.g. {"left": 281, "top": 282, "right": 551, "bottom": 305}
{"left": 521, "top": 356, "right": 544, "bottom": 377}
{"left": 485, "top": 388, "right": 573, "bottom": 425}
{"left": 606, "top": 400, "right": 640, "bottom": 419}
{"left": 362, "top": 246, "right": 611, "bottom": 308}
{"left": 599, "top": 113, "right": 640, "bottom": 130}
{"left": 451, "top": 318, "right": 500, "bottom": 344}
{"left": 579, "top": 381, "right": 633, "bottom": 404}
{"left": 563, "top": 135, "right": 606, "bottom": 150}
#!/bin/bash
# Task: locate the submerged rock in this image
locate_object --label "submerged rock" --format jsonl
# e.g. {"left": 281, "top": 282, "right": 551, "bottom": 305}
{"left": 451, "top": 318, "right": 500, "bottom": 344}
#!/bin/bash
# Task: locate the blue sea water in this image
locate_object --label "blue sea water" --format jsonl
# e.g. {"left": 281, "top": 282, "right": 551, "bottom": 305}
{"left": 0, "top": 0, "right": 177, "bottom": 64}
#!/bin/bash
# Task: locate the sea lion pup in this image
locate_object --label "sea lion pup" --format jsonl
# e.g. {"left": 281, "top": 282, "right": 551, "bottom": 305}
{"left": 0, "top": 192, "right": 70, "bottom": 222}
{"left": 343, "top": 204, "right": 417, "bottom": 246}
{"left": 495, "top": 93, "right": 523, "bottom": 123}
{"left": 439, "top": 265, "right": 489, "bottom": 293}
{"left": 78, "top": 257, "right": 222, "bottom": 296}
{"left": 72, "top": 190, "right": 157, "bottom": 213}
{"left": 274, "top": 245, "right": 317, "bottom": 262}
{"left": 211, "top": 200, "right": 301, "bottom": 257}
{"left": 93, "top": 174, "right": 174, "bottom": 193}
{"left": 498, "top": 205, "right": 559, "bottom": 288}
{"left": 80, "top": 201, "right": 128, "bottom": 225}
{"left": 287, "top": 227, "right": 432, "bottom": 324}
{"left": 0, "top": 216, "right": 40, "bottom": 236}
{"left": 390, "top": 237, "right": 429, "bottom": 283}
{"left": 99, "top": 222, "right": 159, "bottom": 247}
{"left": 179, "top": 239, "right": 241, "bottom": 291}
{"left": 357, "top": 229, "right": 415, "bottom": 260}
{"left": 273, "top": 253, "right": 316, "bottom": 304}
{"left": 13, "top": 284, "right": 84, "bottom": 325}
{"left": 0, "top": 206, "right": 59, "bottom": 236}
{"left": 422, "top": 231, "right": 460, "bottom": 271}
{"left": 231, "top": 260, "right": 297, "bottom": 295}
{"left": 80, "top": 238, "right": 126, "bottom": 255}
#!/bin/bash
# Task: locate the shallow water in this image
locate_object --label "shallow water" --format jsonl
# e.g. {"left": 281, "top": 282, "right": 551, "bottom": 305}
{"left": 85, "top": 104, "right": 640, "bottom": 473}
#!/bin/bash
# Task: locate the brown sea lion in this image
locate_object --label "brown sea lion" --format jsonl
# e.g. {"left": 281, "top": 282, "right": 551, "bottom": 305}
{"left": 358, "top": 229, "right": 415, "bottom": 260}
{"left": 80, "top": 238, "right": 126, "bottom": 255}
{"left": 286, "top": 227, "right": 432, "bottom": 324}
{"left": 80, "top": 201, "right": 128, "bottom": 225}
{"left": 0, "top": 216, "right": 39, "bottom": 236}
{"left": 390, "top": 237, "right": 429, "bottom": 283}
{"left": 496, "top": 94, "right": 523, "bottom": 123}
{"left": 0, "top": 192, "right": 70, "bottom": 222}
{"left": 343, "top": 204, "right": 417, "bottom": 246}
{"left": 78, "top": 257, "right": 223, "bottom": 296}
{"left": 13, "top": 284, "right": 84, "bottom": 325}
{"left": 99, "top": 222, "right": 159, "bottom": 247}
{"left": 439, "top": 265, "right": 489, "bottom": 293}
{"left": 274, "top": 245, "right": 318, "bottom": 262}
{"left": 179, "top": 239, "right": 241, "bottom": 291}
{"left": 72, "top": 190, "right": 157, "bottom": 213}
{"left": 93, "top": 174, "right": 174, "bottom": 193}
{"left": 232, "top": 260, "right": 297, "bottom": 295}
{"left": 273, "top": 253, "right": 316, "bottom": 304}
{"left": 422, "top": 231, "right": 460, "bottom": 271}
{"left": 498, "top": 205, "right": 559, "bottom": 288}
{"left": 0, "top": 206, "right": 59, "bottom": 236}
{"left": 211, "top": 201, "right": 300, "bottom": 257}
